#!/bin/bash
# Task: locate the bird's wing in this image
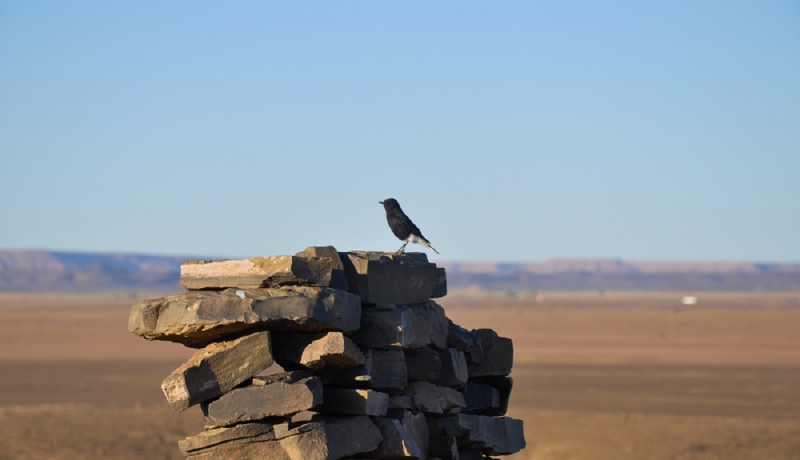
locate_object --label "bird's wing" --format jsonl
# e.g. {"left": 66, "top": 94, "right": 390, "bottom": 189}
{"left": 388, "top": 210, "right": 423, "bottom": 240}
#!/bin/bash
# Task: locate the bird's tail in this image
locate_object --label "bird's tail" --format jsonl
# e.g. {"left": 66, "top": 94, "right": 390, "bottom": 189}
{"left": 421, "top": 238, "right": 439, "bottom": 255}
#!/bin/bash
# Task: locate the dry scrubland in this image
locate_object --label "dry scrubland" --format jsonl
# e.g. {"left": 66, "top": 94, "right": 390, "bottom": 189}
{"left": 0, "top": 291, "right": 799, "bottom": 460}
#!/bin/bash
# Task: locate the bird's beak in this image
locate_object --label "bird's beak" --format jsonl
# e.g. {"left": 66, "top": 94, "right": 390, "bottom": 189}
{"left": 379, "top": 201, "right": 384, "bottom": 205}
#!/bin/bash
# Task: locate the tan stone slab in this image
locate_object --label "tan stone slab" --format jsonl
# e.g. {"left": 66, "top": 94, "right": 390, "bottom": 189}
{"left": 128, "top": 286, "right": 361, "bottom": 348}
{"left": 181, "top": 256, "right": 334, "bottom": 290}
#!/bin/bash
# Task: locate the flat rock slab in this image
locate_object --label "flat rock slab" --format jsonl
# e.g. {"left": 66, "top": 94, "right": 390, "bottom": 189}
{"left": 201, "top": 371, "right": 323, "bottom": 427}
{"left": 432, "top": 414, "right": 525, "bottom": 455}
{"left": 466, "top": 329, "right": 513, "bottom": 378}
{"left": 273, "top": 332, "right": 365, "bottom": 370}
{"left": 161, "top": 331, "right": 273, "bottom": 412}
{"left": 181, "top": 256, "right": 335, "bottom": 290}
{"left": 129, "top": 286, "right": 361, "bottom": 348}
{"left": 318, "top": 389, "right": 389, "bottom": 416}
{"left": 339, "top": 251, "right": 444, "bottom": 304}
{"left": 186, "top": 417, "right": 382, "bottom": 460}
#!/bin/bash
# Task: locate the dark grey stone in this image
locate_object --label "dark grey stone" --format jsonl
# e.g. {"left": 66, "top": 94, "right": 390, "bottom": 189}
{"left": 432, "top": 267, "right": 448, "bottom": 299}
{"left": 322, "top": 348, "right": 407, "bottom": 391}
{"left": 386, "top": 409, "right": 429, "bottom": 460}
{"left": 466, "top": 330, "right": 513, "bottom": 378}
{"left": 429, "top": 436, "right": 459, "bottom": 460}
{"left": 447, "top": 321, "right": 484, "bottom": 364}
{"left": 432, "top": 348, "right": 468, "bottom": 388}
{"left": 368, "top": 418, "right": 422, "bottom": 459}
{"left": 464, "top": 377, "right": 513, "bottom": 416}
{"left": 404, "top": 347, "right": 441, "bottom": 382}
{"left": 317, "top": 389, "right": 389, "bottom": 416}
{"left": 404, "top": 381, "right": 465, "bottom": 414}
{"left": 339, "top": 251, "right": 440, "bottom": 304}
{"left": 432, "top": 414, "right": 525, "bottom": 455}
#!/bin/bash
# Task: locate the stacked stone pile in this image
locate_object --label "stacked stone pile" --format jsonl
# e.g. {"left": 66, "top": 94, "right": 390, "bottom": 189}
{"left": 129, "top": 246, "right": 526, "bottom": 460}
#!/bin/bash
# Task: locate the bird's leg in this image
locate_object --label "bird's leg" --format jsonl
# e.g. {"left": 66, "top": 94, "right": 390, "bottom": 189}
{"left": 396, "top": 242, "right": 407, "bottom": 253}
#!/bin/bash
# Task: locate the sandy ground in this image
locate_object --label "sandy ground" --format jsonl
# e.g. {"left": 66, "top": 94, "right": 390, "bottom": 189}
{"left": 0, "top": 291, "right": 798, "bottom": 460}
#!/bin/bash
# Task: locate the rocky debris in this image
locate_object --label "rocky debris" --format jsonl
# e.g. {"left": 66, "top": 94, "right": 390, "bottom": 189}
{"left": 161, "top": 331, "right": 274, "bottom": 412}
{"left": 318, "top": 389, "right": 389, "bottom": 416}
{"left": 339, "top": 251, "right": 444, "bottom": 304}
{"left": 273, "top": 332, "right": 365, "bottom": 371}
{"left": 180, "top": 256, "right": 335, "bottom": 290}
{"left": 295, "top": 246, "right": 349, "bottom": 290}
{"left": 129, "top": 286, "right": 361, "bottom": 347}
{"left": 130, "top": 247, "right": 526, "bottom": 459}
{"left": 466, "top": 329, "right": 513, "bottom": 378}
{"left": 201, "top": 371, "right": 323, "bottom": 427}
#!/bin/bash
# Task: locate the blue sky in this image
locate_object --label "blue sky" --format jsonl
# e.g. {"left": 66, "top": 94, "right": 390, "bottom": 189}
{"left": 1, "top": 1, "right": 798, "bottom": 261}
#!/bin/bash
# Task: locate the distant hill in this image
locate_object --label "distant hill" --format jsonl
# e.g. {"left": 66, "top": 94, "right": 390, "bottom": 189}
{"left": 1, "top": 250, "right": 799, "bottom": 292}
{"left": 439, "top": 259, "right": 800, "bottom": 292}
{"left": 0, "top": 250, "right": 192, "bottom": 292}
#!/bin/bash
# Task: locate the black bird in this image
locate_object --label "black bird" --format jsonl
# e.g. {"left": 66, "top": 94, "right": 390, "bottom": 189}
{"left": 379, "top": 198, "right": 439, "bottom": 254}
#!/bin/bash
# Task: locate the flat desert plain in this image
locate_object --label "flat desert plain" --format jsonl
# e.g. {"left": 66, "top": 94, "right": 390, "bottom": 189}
{"left": 0, "top": 291, "right": 799, "bottom": 460}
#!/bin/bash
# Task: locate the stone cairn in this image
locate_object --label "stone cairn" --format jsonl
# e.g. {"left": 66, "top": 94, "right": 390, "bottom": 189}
{"left": 128, "top": 246, "right": 526, "bottom": 460}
